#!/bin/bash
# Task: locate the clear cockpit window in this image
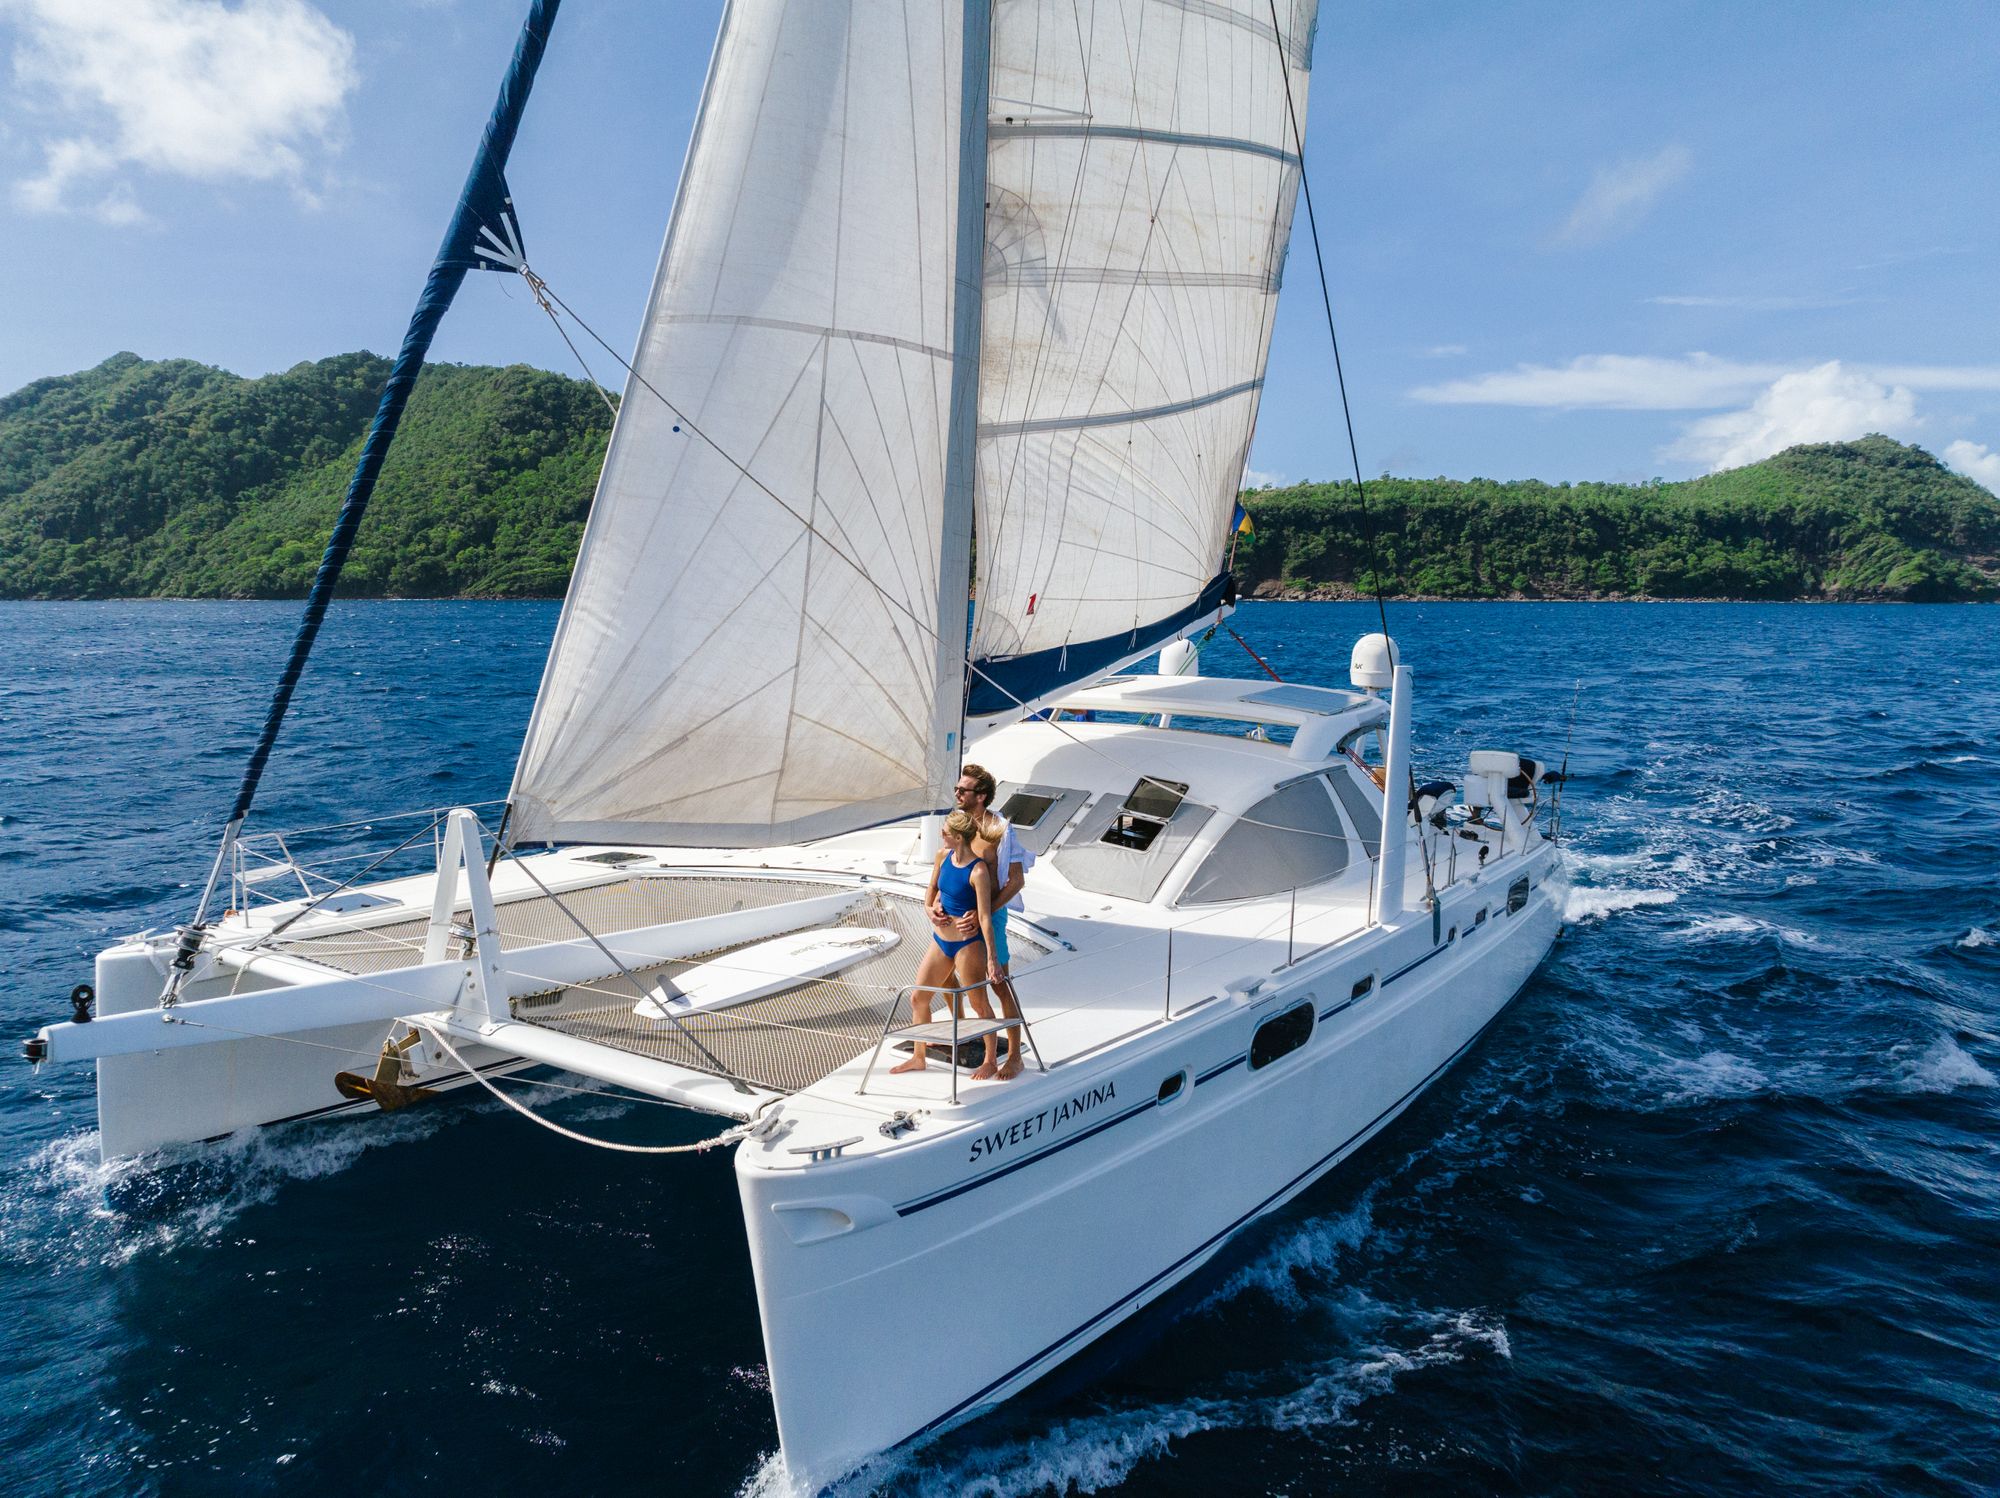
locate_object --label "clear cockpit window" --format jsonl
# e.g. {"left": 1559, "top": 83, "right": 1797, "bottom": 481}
{"left": 1179, "top": 777, "right": 1351, "bottom": 906}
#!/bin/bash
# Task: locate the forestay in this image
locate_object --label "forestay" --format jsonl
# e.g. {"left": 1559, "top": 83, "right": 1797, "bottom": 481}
{"left": 967, "top": 0, "right": 1318, "bottom": 716}
{"left": 510, "top": 1, "right": 979, "bottom": 846}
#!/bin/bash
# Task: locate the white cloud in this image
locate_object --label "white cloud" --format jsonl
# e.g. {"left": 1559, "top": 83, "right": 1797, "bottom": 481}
{"left": 1666, "top": 361, "right": 1919, "bottom": 471}
{"left": 1945, "top": 440, "right": 2000, "bottom": 495}
{"left": 1647, "top": 293, "right": 1857, "bottom": 311}
{"left": 1413, "top": 353, "right": 1790, "bottom": 410}
{"left": 1419, "top": 343, "right": 1468, "bottom": 358}
{"left": 1412, "top": 352, "right": 2000, "bottom": 412}
{"left": 1871, "top": 365, "right": 2000, "bottom": 392}
{"left": 1242, "top": 468, "right": 1288, "bottom": 490}
{"left": 1556, "top": 145, "right": 1692, "bottom": 245}
{"left": 4, "top": 0, "right": 357, "bottom": 220}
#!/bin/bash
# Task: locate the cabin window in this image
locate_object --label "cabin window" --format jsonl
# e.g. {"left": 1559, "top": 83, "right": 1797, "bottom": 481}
{"left": 1250, "top": 1002, "right": 1314, "bottom": 1070}
{"left": 1474, "top": 908, "right": 1488, "bottom": 926}
{"left": 1350, "top": 975, "right": 1374, "bottom": 1000}
{"left": 1053, "top": 786, "right": 1213, "bottom": 903}
{"left": 1326, "top": 767, "right": 1382, "bottom": 859}
{"left": 1179, "top": 777, "right": 1349, "bottom": 905}
{"left": 993, "top": 783, "right": 1089, "bottom": 854}
{"left": 1099, "top": 778, "right": 1187, "bottom": 852}
{"left": 1002, "top": 791, "right": 1057, "bottom": 828}
{"left": 1507, "top": 876, "right": 1530, "bottom": 914}
{"left": 1157, "top": 1070, "right": 1188, "bottom": 1104}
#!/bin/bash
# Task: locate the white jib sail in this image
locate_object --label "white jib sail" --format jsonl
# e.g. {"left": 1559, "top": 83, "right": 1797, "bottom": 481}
{"left": 510, "top": 1, "right": 980, "bottom": 847}
{"left": 971, "top": 0, "right": 1316, "bottom": 709}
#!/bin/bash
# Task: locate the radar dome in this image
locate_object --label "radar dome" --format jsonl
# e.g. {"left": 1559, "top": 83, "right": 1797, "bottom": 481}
{"left": 1349, "top": 633, "right": 1400, "bottom": 691}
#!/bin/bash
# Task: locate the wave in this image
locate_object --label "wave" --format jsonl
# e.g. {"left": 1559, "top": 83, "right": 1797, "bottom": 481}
{"left": 1564, "top": 886, "right": 1677, "bottom": 922}
{"left": 0, "top": 1107, "right": 466, "bottom": 1269}
{"left": 1195, "top": 1191, "right": 1381, "bottom": 1314}
{"left": 1668, "top": 914, "right": 1827, "bottom": 947}
{"left": 1888, "top": 1036, "right": 1997, "bottom": 1094}
{"left": 741, "top": 1299, "right": 1511, "bottom": 1498}
{"left": 1957, "top": 927, "right": 1996, "bottom": 950}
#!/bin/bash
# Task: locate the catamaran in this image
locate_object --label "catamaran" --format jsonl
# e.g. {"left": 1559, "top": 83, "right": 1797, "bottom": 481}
{"left": 24, "top": 0, "right": 1564, "bottom": 1485}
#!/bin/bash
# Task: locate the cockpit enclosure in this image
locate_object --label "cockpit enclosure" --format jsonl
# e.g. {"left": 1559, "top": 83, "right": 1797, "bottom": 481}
{"left": 972, "top": 674, "right": 1404, "bottom": 914}
{"left": 1178, "top": 774, "right": 1352, "bottom": 905}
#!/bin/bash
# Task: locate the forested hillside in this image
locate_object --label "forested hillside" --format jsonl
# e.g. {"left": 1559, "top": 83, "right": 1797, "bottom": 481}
{"left": 0, "top": 352, "right": 610, "bottom": 598}
{"left": 1238, "top": 437, "right": 2000, "bottom": 601}
{"left": 2, "top": 354, "right": 1995, "bottom": 601}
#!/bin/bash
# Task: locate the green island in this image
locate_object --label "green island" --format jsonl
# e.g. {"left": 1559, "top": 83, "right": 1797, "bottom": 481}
{"left": 3, "top": 352, "right": 1996, "bottom": 601}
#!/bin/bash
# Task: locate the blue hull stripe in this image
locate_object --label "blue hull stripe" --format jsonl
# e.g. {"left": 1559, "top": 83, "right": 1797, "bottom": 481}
{"left": 896, "top": 1094, "right": 1161, "bottom": 1216}
{"left": 1196, "top": 1054, "right": 1245, "bottom": 1084}
{"left": 911, "top": 1003, "right": 1516, "bottom": 1443}
{"left": 1384, "top": 936, "right": 1454, "bottom": 987}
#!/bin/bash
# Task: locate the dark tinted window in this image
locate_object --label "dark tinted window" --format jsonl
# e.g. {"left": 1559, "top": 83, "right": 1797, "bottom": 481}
{"left": 1100, "top": 778, "right": 1190, "bottom": 851}
{"left": 1507, "top": 876, "right": 1530, "bottom": 914}
{"left": 1000, "top": 791, "right": 1056, "bottom": 828}
{"left": 1250, "top": 1003, "right": 1314, "bottom": 1070}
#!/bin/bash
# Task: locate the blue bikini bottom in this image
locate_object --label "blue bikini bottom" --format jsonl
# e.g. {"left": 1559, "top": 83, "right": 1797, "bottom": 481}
{"left": 933, "top": 932, "right": 984, "bottom": 959}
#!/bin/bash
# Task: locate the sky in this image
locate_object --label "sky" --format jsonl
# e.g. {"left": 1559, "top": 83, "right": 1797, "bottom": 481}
{"left": 1, "top": 0, "right": 1997, "bottom": 491}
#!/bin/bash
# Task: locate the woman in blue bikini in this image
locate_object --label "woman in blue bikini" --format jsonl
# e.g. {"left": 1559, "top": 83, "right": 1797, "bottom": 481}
{"left": 889, "top": 809, "right": 998, "bottom": 1075}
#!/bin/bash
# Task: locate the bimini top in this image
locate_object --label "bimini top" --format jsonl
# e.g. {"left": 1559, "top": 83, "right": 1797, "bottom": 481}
{"left": 1050, "top": 674, "right": 1383, "bottom": 732}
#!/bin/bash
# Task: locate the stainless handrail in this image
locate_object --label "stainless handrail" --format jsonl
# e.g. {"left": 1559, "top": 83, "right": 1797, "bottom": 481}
{"left": 857, "top": 977, "right": 1045, "bottom": 1105}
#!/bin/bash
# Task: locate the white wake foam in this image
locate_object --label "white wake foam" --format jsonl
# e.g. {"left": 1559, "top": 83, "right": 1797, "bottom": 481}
{"left": 1670, "top": 914, "right": 1825, "bottom": 947}
{"left": 1957, "top": 927, "right": 1996, "bottom": 950}
{"left": 1563, "top": 886, "right": 1677, "bottom": 923}
{"left": 1890, "top": 1037, "right": 1997, "bottom": 1094}
{"left": 742, "top": 1299, "right": 1510, "bottom": 1498}
{"left": 1198, "top": 1192, "right": 1380, "bottom": 1314}
{"left": 0, "top": 1107, "right": 463, "bottom": 1268}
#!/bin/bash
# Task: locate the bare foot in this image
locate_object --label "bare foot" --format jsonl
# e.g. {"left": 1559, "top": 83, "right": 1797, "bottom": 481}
{"left": 997, "top": 1056, "right": 1024, "bottom": 1080}
{"left": 889, "top": 1055, "right": 927, "bottom": 1074}
{"left": 970, "top": 1059, "right": 999, "bottom": 1081}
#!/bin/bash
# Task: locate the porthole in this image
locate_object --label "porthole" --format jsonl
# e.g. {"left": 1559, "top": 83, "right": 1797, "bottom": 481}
{"left": 1349, "top": 975, "right": 1374, "bottom": 1000}
{"left": 1249, "top": 1002, "right": 1314, "bottom": 1071}
{"left": 1507, "top": 876, "right": 1530, "bottom": 914}
{"left": 1157, "top": 1070, "right": 1188, "bottom": 1105}
{"left": 1474, "top": 908, "right": 1488, "bottom": 926}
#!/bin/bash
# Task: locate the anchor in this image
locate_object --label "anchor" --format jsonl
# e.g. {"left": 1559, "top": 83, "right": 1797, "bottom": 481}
{"left": 334, "top": 1027, "right": 438, "bottom": 1111}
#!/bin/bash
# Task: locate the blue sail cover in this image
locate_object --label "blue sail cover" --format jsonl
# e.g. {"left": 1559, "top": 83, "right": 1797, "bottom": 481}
{"left": 965, "top": 572, "right": 1234, "bottom": 717}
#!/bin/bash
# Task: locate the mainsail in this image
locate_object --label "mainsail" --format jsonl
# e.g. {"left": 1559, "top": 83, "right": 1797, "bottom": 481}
{"left": 510, "top": 1, "right": 982, "bottom": 846}
{"left": 511, "top": 0, "right": 1317, "bottom": 845}
{"left": 968, "top": 0, "right": 1316, "bottom": 716}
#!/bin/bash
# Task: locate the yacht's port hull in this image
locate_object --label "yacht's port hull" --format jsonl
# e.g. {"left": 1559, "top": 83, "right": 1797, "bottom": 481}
{"left": 738, "top": 861, "right": 1561, "bottom": 1487}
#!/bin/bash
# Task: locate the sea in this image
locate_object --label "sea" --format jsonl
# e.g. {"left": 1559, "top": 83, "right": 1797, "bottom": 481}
{"left": 1, "top": 600, "right": 1995, "bottom": 1497}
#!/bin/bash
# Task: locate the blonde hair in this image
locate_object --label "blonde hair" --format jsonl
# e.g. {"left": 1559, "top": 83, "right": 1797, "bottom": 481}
{"left": 943, "top": 808, "right": 980, "bottom": 841}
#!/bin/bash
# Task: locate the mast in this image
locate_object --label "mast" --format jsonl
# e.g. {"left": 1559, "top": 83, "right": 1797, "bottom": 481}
{"left": 942, "top": 0, "right": 992, "bottom": 768}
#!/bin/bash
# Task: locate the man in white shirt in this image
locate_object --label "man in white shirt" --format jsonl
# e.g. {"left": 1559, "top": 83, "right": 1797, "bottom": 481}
{"left": 936, "top": 762, "right": 1032, "bottom": 1080}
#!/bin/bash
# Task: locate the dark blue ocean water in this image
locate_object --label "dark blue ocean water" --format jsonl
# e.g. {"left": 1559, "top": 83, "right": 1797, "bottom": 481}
{"left": 2, "top": 600, "right": 1996, "bottom": 1497}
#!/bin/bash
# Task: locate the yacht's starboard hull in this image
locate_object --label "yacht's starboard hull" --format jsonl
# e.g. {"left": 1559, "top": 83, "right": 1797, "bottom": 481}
{"left": 737, "top": 852, "right": 1561, "bottom": 1487}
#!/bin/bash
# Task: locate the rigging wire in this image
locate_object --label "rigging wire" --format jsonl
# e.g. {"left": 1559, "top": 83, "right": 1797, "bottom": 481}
{"left": 1263, "top": 0, "right": 1437, "bottom": 917}
{"left": 1264, "top": 0, "right": 1392, "bottom": 639}
{"left": 518, "top": 272, "right": 948, "bottom": 657}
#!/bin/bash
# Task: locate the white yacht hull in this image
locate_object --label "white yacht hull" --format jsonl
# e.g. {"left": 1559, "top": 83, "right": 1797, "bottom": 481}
{"left": 738, "top": 861, "right": 1562, "bottom": 1487}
